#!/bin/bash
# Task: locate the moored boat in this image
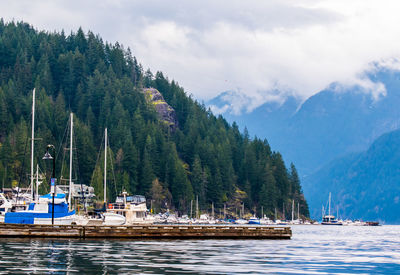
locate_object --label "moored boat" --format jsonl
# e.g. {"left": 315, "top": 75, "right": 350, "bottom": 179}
{"left": 365, "top": 221, "right": 380, "bottom": 226}
{"left": 75, "top": 128, "right": 127, "bottom": 226}
{"left": 106, "top": 192, "right": 152, "bottom": 224}
{"left": 321, "top": 192, "right": 343, "bottom": 225}
{"left": 248, "top": 215, "right": 261, "bottom": 224}
{"left": 321, "top": 215, "right": 343, "bottom": 225}
{"left": 235, "top": 218, "right": 248, "bottom": 224}
{"left": 260, "top": 215, "right": 273, "bottom": 225}
{"left": 4, "top": 192, "right": 76, "bottom": 225}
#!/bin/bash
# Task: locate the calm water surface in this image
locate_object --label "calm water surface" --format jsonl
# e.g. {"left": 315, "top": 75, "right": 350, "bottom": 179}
{"left": 0, "top": 225, "right": 399, "bottom": 274}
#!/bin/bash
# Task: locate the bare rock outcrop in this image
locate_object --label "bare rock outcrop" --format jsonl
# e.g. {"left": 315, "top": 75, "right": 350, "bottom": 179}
{"left": 142, "top": 88, "right": 178, "bottom": 131}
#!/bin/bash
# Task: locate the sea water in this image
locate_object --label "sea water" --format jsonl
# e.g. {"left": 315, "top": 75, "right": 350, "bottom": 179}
{"left": 0, "top": 225, "right": 399, "bottom": 274}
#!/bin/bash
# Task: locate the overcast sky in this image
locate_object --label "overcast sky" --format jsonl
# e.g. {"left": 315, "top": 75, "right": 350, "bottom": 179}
{"left": 2, "top": 0, "right": 400, "bottom": 112}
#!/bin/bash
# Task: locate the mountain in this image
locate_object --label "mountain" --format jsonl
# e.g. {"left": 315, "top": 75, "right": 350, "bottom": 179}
{"left": 303, "top": 129, "right": 400, "bottom": 223}
{"left": 209, "top": 69, "right": 400, "bottom": 176}
{"left": 208, "top": 67, "right": 400, "bottom": 222}
{"left": 0, "top": 20, "right": 309, "bottom": 219}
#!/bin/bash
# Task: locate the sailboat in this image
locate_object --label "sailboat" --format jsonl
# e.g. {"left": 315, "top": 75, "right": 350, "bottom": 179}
{"left": 235, "top": 203, "right": 248, "bottom": 224}
{"left": 290, "top": 200, "right": 300, "bottom": 224}
{"left": 76, "top": 128, "right": 126, "bottom": 226}
{"left": 100, "top": 128, "right": 126, "bottom": 225}
{"left": 5, "top": 110, "right": 76, "bottom": 225}
{"left": 248, "top": 207, "right": 260, "bottom": 224}
{"left": 5, "top": 189, "right": 76, "bottom": 225}
{"left": 321, "top": 192, "right": 342, "bottom": 225}
{"left": 0, "top": 89, "right": 37, "bottom": 223}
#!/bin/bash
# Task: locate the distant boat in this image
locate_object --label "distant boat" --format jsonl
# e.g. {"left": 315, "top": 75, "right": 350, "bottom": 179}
{"left": 260, "top": 215, "right": 273, "bottom": 225}
{"left": 321, "top": 215, "right": 342, "bottom": 225}
{"left": 275, "top": 219, "right": 288, "bottom": 225}
{"left": 178, "top": 215, "right": 191, "bottom": 224}
{"left": 248, "top": 215, "right": 260, "bottom": 224}
{"left": 365, "top": 221, "right": 380, "bottom": 226}
{"left": 321, "top": 193, "right": 342, "bottom": 225}
{"left": 235, "top": 218, "right": 248, "bottom": 224}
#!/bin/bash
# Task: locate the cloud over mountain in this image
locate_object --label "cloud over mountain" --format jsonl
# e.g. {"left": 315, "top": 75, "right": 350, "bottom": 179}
{"left": 2, "top": 0, "right": 400, "bottom": 109}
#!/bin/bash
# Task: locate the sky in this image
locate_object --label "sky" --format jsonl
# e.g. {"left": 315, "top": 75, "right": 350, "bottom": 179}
{"left": 2, "top": 0, "right": 400, "bottom": 113}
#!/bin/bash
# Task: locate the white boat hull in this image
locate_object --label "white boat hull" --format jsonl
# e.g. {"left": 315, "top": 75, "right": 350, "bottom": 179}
{"left": 103, "top": 212, "right": 126, "bottom": 225}
{"left": 34, "top": 215, "right": 77, "bottom": 225}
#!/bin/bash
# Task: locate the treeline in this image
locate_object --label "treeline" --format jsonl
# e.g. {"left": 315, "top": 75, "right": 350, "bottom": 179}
{"left": 0, "top": 20, "right": 309, "bottom": 219}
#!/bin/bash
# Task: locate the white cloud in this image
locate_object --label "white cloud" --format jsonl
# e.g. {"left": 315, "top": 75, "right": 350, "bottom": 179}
{"left": 2, "top": 0, "right": 400, "bottom": 112}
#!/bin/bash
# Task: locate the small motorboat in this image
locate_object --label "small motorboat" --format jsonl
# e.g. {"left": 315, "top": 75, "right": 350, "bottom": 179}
{"left": 248, "top": 216, "right": 260, "bottom": 224}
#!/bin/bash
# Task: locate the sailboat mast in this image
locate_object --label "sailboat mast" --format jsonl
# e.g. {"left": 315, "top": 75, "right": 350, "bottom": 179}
{"left": 291, "top": 200, "right": 294, "bottom": 222}
{"left": 104, "top": 128, "right": 107, "bottom": 203}
{"left": 30, "top": 88, "right": 35, "bottom": 200}
{"left": 337, "top": 206, "right": 339, "bottom": 220}
{"left": 190, "top": 200, "right": 193, "bottom": 219}
{"left": 196, "top": 195, "right": 198, "bottom": 219}
{"left": 328, "top": 192, "right": 331, "bottom": 222}
{"left": 68, "top": 113, "right": 73, "bottom": 210}
{"left": 298, "top": 202, "right": 300, "bottom": 220}
{"left": 223, "top": 203, "right": 226, "bottom": 220}
{"left": 35, "top": 164, "right": 39, "bottom": 202}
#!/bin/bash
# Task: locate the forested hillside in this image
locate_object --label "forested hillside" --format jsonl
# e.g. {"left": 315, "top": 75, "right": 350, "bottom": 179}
{"left": 304, "top": 129, "right": 400, "bottom": 223}
{"left": 0, "top": 20, "right": 309, "bottom": 219}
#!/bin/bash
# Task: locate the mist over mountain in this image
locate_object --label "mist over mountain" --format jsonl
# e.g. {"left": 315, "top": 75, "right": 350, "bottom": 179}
{"left": 208, "top": 67, "right": 400, "bottom": 175}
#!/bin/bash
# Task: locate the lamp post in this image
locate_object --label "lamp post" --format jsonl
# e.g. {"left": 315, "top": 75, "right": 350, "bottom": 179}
{"left": 43, "top": 144, "right": 55, "bottom": 225}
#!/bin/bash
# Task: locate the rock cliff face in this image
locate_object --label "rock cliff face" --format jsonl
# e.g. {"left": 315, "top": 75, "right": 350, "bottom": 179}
{"left": 142, "top": 88, "right": 178, "bottom": 131}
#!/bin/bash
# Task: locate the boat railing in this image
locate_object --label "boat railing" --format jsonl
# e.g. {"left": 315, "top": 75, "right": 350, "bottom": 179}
{"left": 108, "top": 203, "right": 125, "bottom": 210}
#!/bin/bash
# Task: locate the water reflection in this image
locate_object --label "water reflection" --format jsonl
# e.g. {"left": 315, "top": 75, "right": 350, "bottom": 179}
{"left": 0, "top": 226, "right": 399, "bottom": 274}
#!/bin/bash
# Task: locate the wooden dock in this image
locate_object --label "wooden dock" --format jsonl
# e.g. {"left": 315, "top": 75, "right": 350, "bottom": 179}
{"left": 0, "top": 223, "right": 291, "bottom": 239}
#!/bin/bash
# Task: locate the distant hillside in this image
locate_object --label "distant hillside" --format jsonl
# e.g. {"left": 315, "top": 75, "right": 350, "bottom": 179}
{"left": 303, "top": 129, "right": 400, "bottom": 223}
{"left": 0, "top": 20, "right": 309, "bottom": 219}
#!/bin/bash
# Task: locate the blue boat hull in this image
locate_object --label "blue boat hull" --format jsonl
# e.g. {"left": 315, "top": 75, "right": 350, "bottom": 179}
{"left": 5, "top": 202, "right": 75, "bottom": 225}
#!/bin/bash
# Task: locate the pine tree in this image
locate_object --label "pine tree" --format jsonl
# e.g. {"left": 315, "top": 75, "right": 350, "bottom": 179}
{"left": 139, "top": 147, "right": 154, "bottom": 196}
{"left": 191, "top": 155, "right": 206, "bottom": 205}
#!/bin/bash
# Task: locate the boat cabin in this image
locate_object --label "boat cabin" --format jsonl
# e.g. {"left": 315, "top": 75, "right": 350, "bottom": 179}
{"left": 107, "top": 194, "right": 148, "bottom": 224}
